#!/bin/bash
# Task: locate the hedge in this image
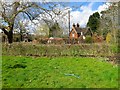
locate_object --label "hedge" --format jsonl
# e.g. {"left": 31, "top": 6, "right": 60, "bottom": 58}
{"left": 2, "top": 42, "right": 117, "bottom": 57}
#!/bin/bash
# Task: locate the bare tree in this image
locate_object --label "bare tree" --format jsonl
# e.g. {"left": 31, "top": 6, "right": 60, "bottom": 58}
{"left": 0, "top": 1, "right": 69, "bottom": 43}
{"left": 98, "top": 2, "right": 119, "bottom": 43}
{"left": 0, "top": 1, "right": 86, "bottom": 43}
{"left": 0, "top": 1, "right": 37, "bottom": 43}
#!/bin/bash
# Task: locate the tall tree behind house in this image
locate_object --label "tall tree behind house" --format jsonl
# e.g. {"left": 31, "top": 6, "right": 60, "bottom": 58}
{"left": 87, "top": 12, "right": 100, "bottom": 33}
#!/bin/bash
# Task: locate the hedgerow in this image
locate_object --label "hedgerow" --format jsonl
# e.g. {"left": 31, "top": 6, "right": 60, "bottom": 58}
{"left": 2, "top": 42, "right": 117, "bottom": 57}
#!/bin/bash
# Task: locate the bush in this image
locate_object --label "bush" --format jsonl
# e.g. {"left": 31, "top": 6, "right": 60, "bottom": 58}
{"left": 85, "top": 36, "right": 93, "bottom": 43}
{"left": 63, "top": 38, "right": 69, "bottom": 44}
{"left": 39, "top": 38, "right": 48, "bottom": 44}
{"left": 106, "top": 32, "right": 111, "bottom": 44}
{"left": 47, "top": 38, "right": 65, "bottom": 44}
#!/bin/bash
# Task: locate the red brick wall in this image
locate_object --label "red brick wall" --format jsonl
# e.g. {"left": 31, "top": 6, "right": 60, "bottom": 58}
{"left": 69, "top": 30, "right": 78, "bottom": 39}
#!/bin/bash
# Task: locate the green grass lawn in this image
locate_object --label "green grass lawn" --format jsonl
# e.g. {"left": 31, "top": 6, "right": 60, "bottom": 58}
{"left": 2, "top": 56, "right": 118, "bottom": 88}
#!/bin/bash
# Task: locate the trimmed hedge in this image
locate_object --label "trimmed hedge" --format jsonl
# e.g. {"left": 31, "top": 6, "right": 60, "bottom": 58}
{"left": 2, "top": 42, "right": 116, "bottom": 57}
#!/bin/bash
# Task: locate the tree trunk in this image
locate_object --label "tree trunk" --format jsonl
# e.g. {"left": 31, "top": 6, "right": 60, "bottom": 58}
{"left": 7, "top": 30, "right": 13, "bottom": 43}
{"left": 20, "top": 34, "right": 23, "bottom": 41}
{"left": 2, "top": 27, "right": 13, "bottom": 44}
{"left": 20, "top": 30, "right": 23, "bottom": 41}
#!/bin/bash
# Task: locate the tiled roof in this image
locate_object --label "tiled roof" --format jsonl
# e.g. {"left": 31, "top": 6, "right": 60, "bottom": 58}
{"left": 70, "top": 27, "right": 93, "bottom": 36}
{"left": 75, "top": 27, "right": 82, "bottom": 33}
{"left": 75, "top": 27, "right": 88, "bottom": 34}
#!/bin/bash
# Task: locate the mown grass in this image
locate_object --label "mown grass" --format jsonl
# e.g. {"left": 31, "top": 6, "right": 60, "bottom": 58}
{"left": 2, "top": 56, "right": 118, "bottom": 88}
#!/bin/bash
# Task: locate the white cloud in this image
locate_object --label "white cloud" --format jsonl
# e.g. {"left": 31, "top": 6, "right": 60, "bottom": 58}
{"left": 97, "top": 3, "right": 110, "bottom": 13}
{"left": 20, "top": 2, "right": 111, "bottom": 34}
{"left": 70, "top": 2, "right": 110, "bottom": 28}
{"left": 32, "top": 2, "right": 110, "bottom": 32}
{"left": 70, "top": 3, "right": 95, "bottom": 27}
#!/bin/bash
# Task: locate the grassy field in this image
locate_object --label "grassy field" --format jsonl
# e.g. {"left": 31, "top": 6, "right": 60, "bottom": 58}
{"left": 2, "top": 56, "right": 118, "bottom": 88}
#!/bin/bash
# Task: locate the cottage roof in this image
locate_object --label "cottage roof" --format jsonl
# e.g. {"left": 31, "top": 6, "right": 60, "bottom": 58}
{"left": 75, "top": 27, "right": 82, "bottom": 34}
{"left": 70, "top": 27, "right": 93, "bottom": 36}
{"left": 81, "top": 28, "right": 88, "bottom": 34}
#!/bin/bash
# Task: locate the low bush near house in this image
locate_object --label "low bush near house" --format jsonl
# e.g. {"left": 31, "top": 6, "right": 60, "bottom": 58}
{"left": 85, "top": 36, "right": 93, "bottom": 43}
